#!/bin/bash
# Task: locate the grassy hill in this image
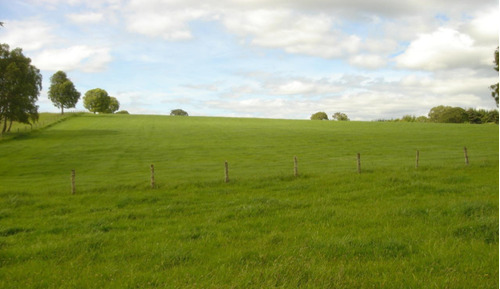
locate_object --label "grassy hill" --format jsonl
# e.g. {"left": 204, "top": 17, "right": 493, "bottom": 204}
{"left": 0, "top": 113, "right": 498, "bottom": 288}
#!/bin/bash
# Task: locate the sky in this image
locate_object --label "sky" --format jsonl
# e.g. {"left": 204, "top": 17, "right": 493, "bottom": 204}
{"left": 0, "top": 0, "right": 498, "bottom": 120}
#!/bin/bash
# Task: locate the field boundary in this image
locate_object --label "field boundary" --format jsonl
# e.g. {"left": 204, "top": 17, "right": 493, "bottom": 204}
{"left": 0, "top": 112, "right": 84, "bottom": 141}
{"left": 68, "top": 147, "right": 478, "bottom": 194}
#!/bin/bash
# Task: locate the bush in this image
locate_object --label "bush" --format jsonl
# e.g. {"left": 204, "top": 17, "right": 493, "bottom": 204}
{"left": 332, "top": 112, "right": 350, "bottom": 121}
{"left": 115, "top": 110, "right": 130, "bottom": 114}
{"left": 428, "top": 106, "right": 468, "bottom": 123}
{"left": 310, "top": 112, "right": 328, "bottom": 120}
{"left": 170, "top": 109, "right": 188, "bottom": 116}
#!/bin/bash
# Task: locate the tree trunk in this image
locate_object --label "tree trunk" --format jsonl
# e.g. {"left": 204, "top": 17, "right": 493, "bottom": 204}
{"left": 61, "top": 106, "right": 64, "bottom": 115}
{"left": 2, "top": 118, "right": 7, "bottom": 134}
{"left": 7, "top": 119, "right": 13, "bottom": 132}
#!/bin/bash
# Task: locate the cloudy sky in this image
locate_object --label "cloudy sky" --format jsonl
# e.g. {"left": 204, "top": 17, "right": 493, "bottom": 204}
{"left": 1, "top": 0, "right": 498, "bottom": 120}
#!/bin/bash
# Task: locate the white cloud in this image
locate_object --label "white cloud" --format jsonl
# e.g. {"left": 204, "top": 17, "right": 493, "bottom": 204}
{"left": 66, "top": 12, "right": 104, "bottom": 24}
{"left": 32, "top": 45, "right": 112, "bottom": 72}
{"left": 464, "top": 9, "right": 499, "bottom": 45}
{"left": 349, "top": 54, "right": 387, "bottom": 69}
{"left": 124, "top": 0, "right": 212, "bottom": 40}
{"left": 268, "top": 78, "right": 343, "bottom": 96}
{"left": 1, "top": 20, "right": 56, "bottom": 51}
{"left": 395, "top": 28, "right": 491, "bottom": 70}
{"left": 223, "top": 9, "right": 361, "bottom": 58}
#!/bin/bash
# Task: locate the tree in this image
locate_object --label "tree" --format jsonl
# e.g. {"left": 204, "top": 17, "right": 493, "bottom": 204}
{"left": 0, "top": 44, "right": 42, "bottom": 133}
{"left": 490, "top": 47, "right": 499, "bottom": 107}
{"left": 106, "top": 97, "right": 119, "bottom": 113}
{"left": 48, "top": 71, "right": 80, "bottom": 115}
{"left": 332, "top": 112, "right": 349, "bottom": 121}
{"left": 428, "top": 106, "right": 468, "bottom": 123}
{"left": 83, "top": 88, "right": 111, "bottom": 114}
{"left": 170, "top": 109, "right": 188, "bottom": 116}
{"left": 310, "top": 112, "right": 328, "bottom": 120}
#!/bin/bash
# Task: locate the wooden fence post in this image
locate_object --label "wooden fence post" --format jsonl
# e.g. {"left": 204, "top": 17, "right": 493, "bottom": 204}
{"left": 294, "top": 156, "right": 298, "bottom": 177}
{"left": 224, "top": 161, "right": 229, "bottom": 183}
{"left": 150, "top": 164, "right": 155, "bottom": 188}
{"left": 357, "top": 153, "right": 361, "bottom": 174}
{"left": 71, "top": 170, "right": 76, "bottom": 194}
{"left": 415, "top": 150, "right": 420, "bottom": 168}
{"left": 463, "top": 147, "right": 469, "bottom": 165}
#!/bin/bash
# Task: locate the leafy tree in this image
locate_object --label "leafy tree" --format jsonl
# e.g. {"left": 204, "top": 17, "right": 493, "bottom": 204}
{"left": 310, "top": 112, "right": 328, "bottom": 120}
{"left": 106, "top": 97, "right": 119, "bottom": 113}
{"left": 491, "top": 47, "right": 499, "bottom": 107}
{"left": 428, "top": 106, "right": 468, "bottom": 123}
{"left": 0, "top": 43, "right": 42, "bottom": 133}
{"left": 332, "top": 112, "right": 349, "bottom": 121}
{"left": 170, "top": 109, "right": 188, "bottom": 116}
{"left": 481, "top": 109, "right": 499, "bottom": 124}
{"left": 416, "top": 116, "right": 429, "bottom": 123}
{"left": 466, "top": 108, "right": 482, "bottom": 124}
{"left": 48, "top": 70, "right": 80, "bottom": 115}
{"left": 83, "top": 88, "right": 111, "bottom": 114}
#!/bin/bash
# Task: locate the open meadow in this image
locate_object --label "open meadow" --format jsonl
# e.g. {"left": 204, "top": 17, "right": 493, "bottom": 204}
{"left": 0, "top": 113, "right": 498, "bottom": 288}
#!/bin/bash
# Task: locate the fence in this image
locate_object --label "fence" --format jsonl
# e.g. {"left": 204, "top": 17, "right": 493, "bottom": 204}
{"left": 67, "top": 147, "right": 474, "bottom": 194}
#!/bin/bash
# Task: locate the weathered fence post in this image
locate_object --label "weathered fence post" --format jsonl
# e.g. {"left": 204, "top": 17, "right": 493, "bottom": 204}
{"left": 294, "top": 156, "right": 298, "bottom": 177}
{"left": 71, "top": 170, "right": 76, "bottom": 194}
{"left": 224, "top": 161, "right": 229, "bottom": 183}
{"left": 415, "top": 150, "right": 420, "bottom": 168}
{"left": 150, "top": 164, "right": 155, "bottom": 188}
{"left": 463, "top": 147, "right": 469, "bottom": 165}
{"left": 357, "top": 153, "right": 361, "bottom": 174}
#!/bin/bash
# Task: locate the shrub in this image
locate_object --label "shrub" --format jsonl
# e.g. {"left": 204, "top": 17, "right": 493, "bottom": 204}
{"left": 310, "top": 112, "right": 328, "bottom": 120}
{"left": 332, "top": 112, "right": 350, "bottom": 121}
{"left": 171, "top": 109, "right": 188, "bottom": 116}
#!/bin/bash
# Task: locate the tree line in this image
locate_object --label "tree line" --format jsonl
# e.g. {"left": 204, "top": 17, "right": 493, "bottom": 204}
{"left": 378, "top": 106, "right": 499, "bottom": 124}
{"left": 0, "top": 43, "right": 121, "bottom": 133}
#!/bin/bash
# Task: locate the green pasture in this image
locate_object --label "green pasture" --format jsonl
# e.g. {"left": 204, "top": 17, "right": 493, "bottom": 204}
{"left": 0, "top": 113, "right": 498, "bottom": 288}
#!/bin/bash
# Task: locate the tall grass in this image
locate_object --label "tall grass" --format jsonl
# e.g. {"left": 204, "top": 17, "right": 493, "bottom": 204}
{"left": 0, "top": 114, "right": 498, "bottom": 288}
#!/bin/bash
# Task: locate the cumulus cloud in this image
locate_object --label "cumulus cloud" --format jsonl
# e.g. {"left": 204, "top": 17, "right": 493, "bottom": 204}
{"left": 222, "top": 9, "right": 361, "bottom": 58}
{"left": 1, "top": 20, "right": 56, "bottom": 51}
{"left": 349, "top": 54, "right": 387, "bottom": 69}
{"left": 66, "top": 12, "right": 104, "bottom": 24}
{"left": 124, "top": 0, "right": 212, "bottom": 40}
{"left": 395, "top": 28, "right": 492, "bottom": 70}
{"left": 463, "top": 9, "right": 499, "bottom": 45}
{"left": 32, "top": 46, "right": 112, "bottom": 72}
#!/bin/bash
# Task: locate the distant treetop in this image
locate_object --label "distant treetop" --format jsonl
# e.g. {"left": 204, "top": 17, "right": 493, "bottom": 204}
{"left": 171, "top": 109, "right": 188, "bottom": 116}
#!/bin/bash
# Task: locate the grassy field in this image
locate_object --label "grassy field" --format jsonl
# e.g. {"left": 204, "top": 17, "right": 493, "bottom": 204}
{"left": 0, "top": 113, "right": 498, "bottom": 288}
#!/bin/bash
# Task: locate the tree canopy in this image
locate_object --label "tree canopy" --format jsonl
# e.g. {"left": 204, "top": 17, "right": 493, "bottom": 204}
{"left": 0, "top": 43, "right": 42, "bottom": 133}
{"left": 310, "top": 112, "right": 328, "bottom": 120}
{"left": 332, "top": 112, "right": 350, "bottom": 121}
{"left": 170, "top": 109, "right": 188, "bottom": 116}
{"left": 428, "top": 106, "right": 469, "bottom": 123}
{"left": 48, "top": 70, "right": 80, "bottom": 115}
{"left": 491, "top": 47, "right": 499, "bottom": 107}
{"left": 83, "top": 88, "right": 119, "bottom": 114}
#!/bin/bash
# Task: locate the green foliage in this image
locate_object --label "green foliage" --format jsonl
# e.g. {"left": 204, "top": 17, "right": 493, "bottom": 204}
{"left": 107, "top": 97, "right": 120, "bottom": 113}
{"left": 428, "top": 106, "right": 468, "bottom": 123}
{"left": 170, "top": 109, "right": 188, "bottom": 116}
{"left": 48, "top": 71, "right": 80, "bottom": 115}
{"left": 310, "top": 111, "right": 328, "bottom": 120}
{"left": 83, "top": 89, "right": 119, "bottom": 114}
{"left": 491, "top": 47, "right": 499, "bottom": 107}
{"left": 115, "top": 110, "right": 129, "bottom": 114}
{"left": 332, "top": 112, "right": 349, "bottom": 121}
{"left": 0, "top": 115, "right": 498, "bottom": 288}
{"left": 0, "top": 43, "right": 41, "bottom": 133}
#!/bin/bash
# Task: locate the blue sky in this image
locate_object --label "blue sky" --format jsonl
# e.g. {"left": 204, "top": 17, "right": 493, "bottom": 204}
{"left": 1, "top": 0, "right": 498, "bottom": 120}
